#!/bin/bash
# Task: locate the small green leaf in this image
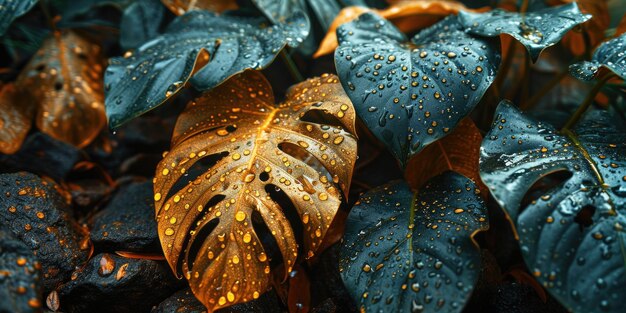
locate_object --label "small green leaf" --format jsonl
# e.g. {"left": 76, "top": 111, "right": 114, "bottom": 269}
{"left": 104, "top": 10, "right": 308, "bottom": 128}
{"left": 334, "top": 13, "right": 500, "bottom": 166}
{"left": 120, "top": 0, "right": 164, "bottom": 50}
{"left": 570, "top": 33, "right": 626, "bottom": 81}
{"left": 340, "top": 172, "right": 488, "bottom": 313}
{"left": 480, "top": 101, "right": 626, "bottom": 313}
{"left": 0, "top": 0, "right": 38, "bottom": 36}
{"left": 459, "top": 3, "right": 591, "bottom": 62}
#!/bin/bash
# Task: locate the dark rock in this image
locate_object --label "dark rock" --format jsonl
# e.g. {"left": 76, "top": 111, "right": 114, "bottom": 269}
{"left": 0, "top": 225, "right": 43, "bottom": 313}
{"left": 90, "top": 181, "right": 159, "bottom": 252}
{"left": 309, "top": 244, "right": 358, "bottom": 313}
{"left": 0, "top": 132, "right": 83, "bottom": 181}
{"left": 311, "top": 298, "right": 340, "bottom": 313}
{"left": 59, "top": 253, "right": 182, "bottom": 313}
{"left": 0, "top": 172, "right": 89, "bottom": 292}
{"left": 152, "top": 288, "right": 282, "bottom": 313}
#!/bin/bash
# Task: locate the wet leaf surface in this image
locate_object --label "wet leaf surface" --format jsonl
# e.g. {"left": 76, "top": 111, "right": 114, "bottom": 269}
{"left": 58, "top": 253, "right": 181, "bottom": 313}
{"left": 459, "top": 3, "right": 591, "bottom": 62}
{"left": 90, "top": 181, "right": 159, "bottom": 252}
{"left": 0, "top": 132, "right": 83, "bottom": 181}
{"left": 120, "top": 0, "right": 165, "bottom": 51}
{"left": 16, "top": 30, "right": 106, "bottom": 147}
{"left": 479, "top": 101, "right": 626, "bottom": 313}
{"left": 569, "top": 33, "right": 626, "bottom": 81}
{"left": 405, "top": 117, "right": 485, "bottom": 192}
{"left": 0, "top": 225, "right": 42, "bottom": 313}
{"left": 549, "top": 0, "right": 610, "bottom": 57}
{"left": 154, "top": 71, "right": 358, "bottom": 311}
{"left": 161, "top": 0, "right": 238, "bottom": 15}
{"left": 335, "top": 13, "right": 500, "bottom": 166}
{"left": 339, "top": 172, "right": 489, "bottom": 313}
{"left": 105, "top": 10, "right": 309, "bottom": 128}
{"left": 0, "top": 84, "right": 35, "bottom": 154}
{"left": 0, "top": 172, "right": 89, "bottom": 292}
{"left": 0, "top": 0, "right": 37, "bottom": 35}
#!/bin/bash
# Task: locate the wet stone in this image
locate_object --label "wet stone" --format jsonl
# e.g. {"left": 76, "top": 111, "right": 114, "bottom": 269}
{"left": 0, "top": 224, "right": 42, "bottom": 313}
{"left": 0, "top": 172, "right": 88, "bottom": 292}
{"left": 59, "top": 253, "right": 182, "bottom": 313}
{"left": 152, "top": 288, "right": 281, "bottom": 313}
{"left": 0, "top": 132, "right": 82, "bottom": 181}
{"left": 90, "top": 181, "right": 159, "bottom": 252}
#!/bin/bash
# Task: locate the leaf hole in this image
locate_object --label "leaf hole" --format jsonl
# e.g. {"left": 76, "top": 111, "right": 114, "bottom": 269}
{"left": 54, "top": 82, "right": 63, "bottom": 91}
{"left": 260, "top": 171, "right": 270, "bottom": 182}
{"left": 519, "top": 170, "right": 572, "bottom": 214}
{"left": 182, "top": 194, "right": 226, "bottom": 272}
{"left": 300, "top": 109, "right": 345, "bottom": 129}
{"left": 574, "top": 205, "right": 595, "bottom": 231}
{"left": 165, "top": 151, "right": 229, "bottom": 201}
{"left": 35, "top": 64, "right": 45, "bottom": 72}
{"left": 250, "top": 209, "right": 283, "bottom": 268}
{"left": 278, "top": 143, "right": 333, "bottom": 184}
{"left": 265, "top": 184, "right": 305, "bottom": 253}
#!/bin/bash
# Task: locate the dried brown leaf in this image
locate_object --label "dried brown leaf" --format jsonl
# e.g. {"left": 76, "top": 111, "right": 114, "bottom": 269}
{"left": 161, "top": 0, "right": 238, "bottom": 15}
{"left": 0, "top": 84, "right": 34, "bottom": 154}
{"left": 405, "top": 118, "right": 486, "bottom": 195}
{"left": 17, "top": 31, "right": 105, "bottom": 148}
{"left": 154, "top": 71, "right": 358, "bottom": 311}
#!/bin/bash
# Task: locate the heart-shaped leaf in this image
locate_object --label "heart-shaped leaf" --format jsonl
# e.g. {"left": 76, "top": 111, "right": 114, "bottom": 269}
{"left": 458, "top": 3, "right": 591, "bottom": 61}
{"left": 480, "top": 101, "right": 626, "bottom": 313}
{"left": 0, "top": 84, "right": 35, "bottom": 154}
{"left": 335, "top": 12, "right": 500, "bottom": 166}
{"left": 0, "top": 0, "right": 37, "bottom": 36}
{"left": 153, "top": 71, "right": 358, "bottom": 311}
{"left": 569, "top": 33, "right": 626, "bottom": 81}
{"left": 16, "top": 30, "right": 106, "bottom": 148}
{"left": 315, "top": 0, "right": 482, "bottom": 58}
{"left": 104, "top": 10, "right": 309, "bottom": 128}
{"left": 340, "top": 172, "right": 488, "bottom": 313}
{"left": 162, "top": 0, "right": 238, "bottom": 15}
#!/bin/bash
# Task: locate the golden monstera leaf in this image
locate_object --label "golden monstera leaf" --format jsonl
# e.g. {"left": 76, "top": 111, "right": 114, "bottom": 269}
{"left": 17, "top": 30, "right": 105, "bottom": 148}
{"left": 153, "top": 71, "right": 358, "bottom": 311}
{"left": 161, "top": 0, "right": 238, "bottom": 15}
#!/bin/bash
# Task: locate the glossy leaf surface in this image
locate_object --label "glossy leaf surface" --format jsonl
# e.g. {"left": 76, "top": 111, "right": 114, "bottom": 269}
{"left": 569, "top": 33, "right": 626, "bottom": 81}
{"left": 17, "top": 31, "right": 106, "bottom": 148}
{"left": 0, "top": 84, "right": 34, "bottom": 154}
{"left": 459, "top": 3, "right": 591, "bottom": 61}
{"left": 0, "top": 0, "right": 37, "bottom": 35}
{"left": 120, "top": 0, "right": 165, "bottom": 50}
{"left": 480, "top": 101, "right": 626, "bottom": 313}
{"left": 340, "top": 172, "right": 488, "bottom": 313}
{"left": 105, "top": 10, "right": 308, "bottom": 128}
{"left": 153, "top": 71, "right": 358, "bottom": 311}
{"left": 335, "top": 13, "right": 500, "bottom": 166}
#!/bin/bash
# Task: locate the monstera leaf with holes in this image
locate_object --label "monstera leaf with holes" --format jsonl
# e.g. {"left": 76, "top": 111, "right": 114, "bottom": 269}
{"left": 335, "top": 12, "right": 500, "bottom": 166}
{"left": 340, "top": 171, "right": 488, "bottom": 313}
{"left": 153, "top": 70, "right": 358, "bottom": 311}
{"left": 0, "top": 0, "right": 38, "bottom": 35}
{"left": 480, "top": 101, "right": 626, "bottom": 313}
{"left": 104, "top": 10, "right": 309, "bottom": 128}
{"left": 569, "top": 33, "right": 626, "bottom": 81}
{"left": 458, "top": 3, "right": 591, "bottom": 62}
{"left": 16, "top": 30, "right": 106, "bottom": 148}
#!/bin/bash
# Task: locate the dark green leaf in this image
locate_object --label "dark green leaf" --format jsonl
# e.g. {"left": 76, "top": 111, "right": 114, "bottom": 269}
{"left": 119, "top": 0, "right": 164, "bottom": 50}
{"left": 50, "top": 0, "right": 129, "bottom": 23}
{"left": 104, "top": 10, "right": 308, "bottom": 128}
{"left": 0, "top": 0, "right": 38, "bottom": 36}
{"left": 340, "top": 172, "right": 488, "bottom": 313}
{"left": 480, "top": 101, "right": 626, "bottom": 313}
{"left": 334, "top": 13, "right": 500, "bottom": 166}
{"left": 458, "top": 3, "right": 591, "bottom": 62}
{"left": 570, "top": 33, "right": 626, "bottom": 81}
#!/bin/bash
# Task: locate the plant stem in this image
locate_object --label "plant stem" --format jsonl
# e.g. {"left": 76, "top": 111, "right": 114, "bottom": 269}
{"left": 562, "top": 74, "right": 614, "bottom": 131}
{"left": 280, "top": 50, "right": 304, "bottom": 82}
{"left": 521, "top": 67, "right": 570, "bottom": 110}
{"left": 493, "top": 38, "right": 517, "bottom": 93}
{"left": 39, "top": 0, "right": 57, "bottom": 32}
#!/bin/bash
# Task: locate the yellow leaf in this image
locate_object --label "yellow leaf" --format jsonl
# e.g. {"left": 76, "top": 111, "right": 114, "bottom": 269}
{"left": 0, "top": 84, "right": 35, "bottom": 154}
{"left": 161, "top": 0, "right": 238, "bottom": 15}
{"left": 314, "top": 0, "right": 483, "bottom": 58}
{"left": 154, "top": 70, "right": 358, "bottom": 311}
{"left": 17, "top": 31, "right": 105, "bottom": 148}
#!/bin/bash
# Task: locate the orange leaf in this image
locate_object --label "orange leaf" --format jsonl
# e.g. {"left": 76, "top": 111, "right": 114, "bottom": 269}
{"left": 161, "top": 0, "right": 238, "bottom": 15}
{"left": 404, "top": 118, "right": 487, "bottom": 196}
{"left": 0, "top": 84, "right": 34, "bottom": 154}
{"left": 16, "top": 31, "right": 105, "bottom": 148}
{"left": 154, "top": 71, "right": 358, "bottom": 311}
{"left": 287, "top": 265, "right": 310, "bottom": 313}
{"left": 314, "top": 0, "right": 483, "bottom": 58}
{"left": 615, "top": 14, "right": 626, "bottom": 37}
